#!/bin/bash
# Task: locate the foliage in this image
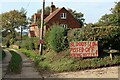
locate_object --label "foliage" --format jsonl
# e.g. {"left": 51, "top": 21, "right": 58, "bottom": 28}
{"left": 8, "top": 50, "right": 22, "bottom": 74}
{"left": 35, "top": 49, "right": 120, "bottom": 72}
{"left": 97, "top": 1, "right": 120, "bottom": 26}
{"left": 2, "top": 50, "right": 6, "bottom": 60}
{"left": 17, "top": 49, "right": 38, "bottom": 60}
{"left": 0, "top": 50, "right": 6, "bottom": 60}
{"left": 68, "top": 26, "right": 120, "bottom": 50}
{"left": 68, "top": 8, "right": 85, "bottom": 26}
{"left": 46, "top": 25, "right": 68, "bottom": 52}
{"left": 1, "top": 8, "right": 28, "bottom": 39}
{"left": 18, "top": 37, "right": 39, "bottom": 50}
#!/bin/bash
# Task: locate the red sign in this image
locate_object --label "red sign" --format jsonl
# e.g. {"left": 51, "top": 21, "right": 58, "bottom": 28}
{"left": 70, "top": 41, "right": 98, "bottom": 57}
{"left": 39, "top": 39, "right": 44, "bottom": 44}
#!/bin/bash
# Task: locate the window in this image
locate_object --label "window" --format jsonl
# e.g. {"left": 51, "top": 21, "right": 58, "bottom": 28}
{"left": 61, "top": 24, "right": 67, "bottom": 28}
{"left": 60, "top": 13, "right": 66, "bottom": 19}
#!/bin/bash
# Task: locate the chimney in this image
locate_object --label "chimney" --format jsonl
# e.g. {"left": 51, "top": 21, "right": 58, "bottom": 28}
{"left": 50, "top": 2, "right": 55, "bottom": 14}
{"left": 34, "top": 13, "right": 37, "bottom": 23}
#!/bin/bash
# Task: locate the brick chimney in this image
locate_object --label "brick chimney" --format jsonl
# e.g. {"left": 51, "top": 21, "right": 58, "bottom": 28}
{"left": 34, "top": 13, "right": 37, "bottom": 23}
{"left": 50, "top": 2, "right": 55, "bottom": 15}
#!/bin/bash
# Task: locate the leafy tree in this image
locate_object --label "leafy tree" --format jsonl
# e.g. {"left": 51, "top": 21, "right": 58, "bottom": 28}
{"left": 46, "top": 24, "right": 67, "bottom": 52}
{"left": 37, "top": 6, "right": 51, "bottom": 15}
{"left": 68, "top": 8, "right": 85, "bottom": 26}
{"left": 1, "top": 8, "right": 28, "bottom": 40}
{"left": 97, "top": 1, "right": 120, "bottom": 26}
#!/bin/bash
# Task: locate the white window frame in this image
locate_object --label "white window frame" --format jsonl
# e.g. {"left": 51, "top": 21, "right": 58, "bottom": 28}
{"left": 61, "top": 24, "right": 67, "bottom": 28}
{"left": 60, "top": 13, "right": 66, "bottom": 19}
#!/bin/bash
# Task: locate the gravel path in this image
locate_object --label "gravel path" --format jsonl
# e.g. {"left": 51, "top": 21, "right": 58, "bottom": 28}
{"left": 45, "top": 66, "right": 119, "bottom": 78}
{"left": 1, "top": 49, "right": 12, "bottom": 78}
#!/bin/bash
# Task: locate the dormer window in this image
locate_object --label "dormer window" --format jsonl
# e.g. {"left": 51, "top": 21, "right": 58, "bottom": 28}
{"left": 60, "top": 13, "right": 66, "bottom": 19}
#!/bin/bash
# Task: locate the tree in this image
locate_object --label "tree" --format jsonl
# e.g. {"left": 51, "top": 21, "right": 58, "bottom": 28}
{"left": 46, "top": 25, "right": 67, "bottom": 52}
{"left": 97, "top": 1, "right": 120, "bottom": 26}
{"left": 37, "top": 6, "right": 51, "bottom": 15}
{"left": 68, "top": 8, "right": 85, "bottom": 26}
{"left": 1, "top": 9, "right": 27, "bottom": 40}
{"left": 111, "top": 2, "right": 120, "bottom": 26}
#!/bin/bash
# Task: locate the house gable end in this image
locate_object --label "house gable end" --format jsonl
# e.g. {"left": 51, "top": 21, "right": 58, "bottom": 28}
{"left": 45, "top": 7, "right": 81, "bottom": 28}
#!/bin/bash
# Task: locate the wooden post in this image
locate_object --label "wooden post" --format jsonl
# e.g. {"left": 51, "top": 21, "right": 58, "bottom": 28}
{"left": 110, "top": 52, "right": 112, "bottom": 60}
{"left": 39, "top": 0, "right": 45, "bottom": 55}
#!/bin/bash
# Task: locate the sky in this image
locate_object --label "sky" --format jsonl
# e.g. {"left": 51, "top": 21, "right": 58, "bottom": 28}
{"left": 0, "top": 0, "right": 119, "bottom": 23}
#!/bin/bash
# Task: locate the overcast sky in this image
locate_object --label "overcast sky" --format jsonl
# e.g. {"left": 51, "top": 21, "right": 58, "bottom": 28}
{"left": 0, "top": 0, "right": 119, "bottom": 23}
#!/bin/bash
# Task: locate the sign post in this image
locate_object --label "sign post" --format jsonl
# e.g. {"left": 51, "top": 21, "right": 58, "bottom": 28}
{"left": 39, "top": 0, "right": 45, "bottom": 55}
{"left": 70, "top": 41, "right": 98, "bottom": 58}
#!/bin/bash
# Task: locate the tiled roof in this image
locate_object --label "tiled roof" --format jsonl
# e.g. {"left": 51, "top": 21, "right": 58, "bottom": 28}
{"left": 31, "top": 23, "right": 37, "bottom": 26}
{"left": 35, "top": 13, "right": 49, "bottom": 19}
{"left": 44, "top": 8, "right": 62, "bottom": 24}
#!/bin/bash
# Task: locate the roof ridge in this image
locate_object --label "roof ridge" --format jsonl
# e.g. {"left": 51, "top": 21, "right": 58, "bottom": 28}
{"left": 44, "top": 8, "right": 63, "bottom": 24}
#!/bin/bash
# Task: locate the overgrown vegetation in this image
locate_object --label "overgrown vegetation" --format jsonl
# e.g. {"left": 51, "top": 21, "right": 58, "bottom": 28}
{"left": 2, "top": 50, "right": 6, "bottom": 60}
{"left": 34, "top": 49, "right": 120, "bottom": 73}
{"left": 68, "top": 26, "right": 120, "bottom": 51}
{"left": 15, "top": 37, "right": 39, "bottom": 50}
{"left": 0, "top": 50, "right": 6, "bottom": 60}
{"left": 17, "top": 49, "right": 38, "bottom": 60}
{"left": 46, "top": 25, "right": 68, "bottom": 52}
{"left": 8, "top": 50, "right": 22, "bottom": 74}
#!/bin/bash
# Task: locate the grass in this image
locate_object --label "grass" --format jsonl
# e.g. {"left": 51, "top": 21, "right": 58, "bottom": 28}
{"left": 16, "top": 48, "right": 120, "bottom": 73}
{"left": 34, "top": 49, "right": 120, "bottom": 73}
{"left": 0, "top": 50, "right": 6, "bottom": 60}
{"left": 8, "top": 50, "right": 22, "bottom": 74}
{"left": 17, "top": 49, "right": 38, "bottom": 60}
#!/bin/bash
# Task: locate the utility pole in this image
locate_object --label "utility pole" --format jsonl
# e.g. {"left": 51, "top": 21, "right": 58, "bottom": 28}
{"left": 39, "top": 0, "right": 45, "bottom": 55}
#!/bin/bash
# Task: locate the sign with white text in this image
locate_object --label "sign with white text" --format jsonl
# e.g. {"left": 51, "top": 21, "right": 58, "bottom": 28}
{"left": 70, "top": 41, "right": 98, "bottom": 57}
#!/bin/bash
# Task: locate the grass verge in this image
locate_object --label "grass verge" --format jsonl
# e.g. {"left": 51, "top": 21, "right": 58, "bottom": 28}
{"left": 2, "top": 50, "right": 6, "bottom": 60}
{"left": 8, "top": 50, "right": 22, "bottom": 74}
{"left": 0, "top": 50, "right": 6, "bottom": 60}
{"left": 17, "top": 49, "right": 38, "bottom": 60}
{"left": 34, "top": 49, "right": 120, "bottom": 73}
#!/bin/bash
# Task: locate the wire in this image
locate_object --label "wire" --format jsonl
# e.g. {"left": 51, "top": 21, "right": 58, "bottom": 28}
{"left": 25, "top": 0, "right": 31, "bottom": 11}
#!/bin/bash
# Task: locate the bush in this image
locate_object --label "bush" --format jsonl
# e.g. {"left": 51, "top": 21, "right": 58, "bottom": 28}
{"left": 35, "top": 49, "right": 120, "bottom": 72}
{"left": 18, "top": 38, "right": 39, "bottom": 50}
{"left": 46, "top": 24, "right": 68, "bottom": 52}
{"left": 68, "top": 26, "right": 120, "bottom": 50}
{"left": 17, "top": 49, "right": 37, "bottom": 60}
{"left": 8, "top": 50, "right": 22, "bottom": 73}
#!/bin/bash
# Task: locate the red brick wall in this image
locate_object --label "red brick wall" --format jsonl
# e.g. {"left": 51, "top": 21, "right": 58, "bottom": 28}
{"left": 46, "top": 8, "right": 81, "bottom": 29}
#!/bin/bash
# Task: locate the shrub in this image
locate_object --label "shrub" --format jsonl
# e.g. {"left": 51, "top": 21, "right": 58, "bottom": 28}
{"left": 68, "top": 26, "right": 120, "bottom": 50}
{"left": 35, "top": 49, "right": 120, "bottom": 72}
{"left": 46, "top": 24, "right": 68, "bottom": 52}
{"left": 19, "top": 38, "right": 37, "bottom": 50}
{"left": 8, "top": 50, "right": 22, "bottom": 73}
{"left": 18, "top": 49, "right": 37, "bottom": 59}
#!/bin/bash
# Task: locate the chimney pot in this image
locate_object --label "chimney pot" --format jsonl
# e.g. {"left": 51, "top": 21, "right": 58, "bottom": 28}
{"left": 50, "top": 2, "right": 55, "bottom": 14}
{"left": 51, "top": 2, "right": 53, "bottom": 5}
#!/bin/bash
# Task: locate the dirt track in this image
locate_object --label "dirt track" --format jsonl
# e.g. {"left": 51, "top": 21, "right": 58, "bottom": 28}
{"left": 45, "top": 66, "right": 119, "bottom": 78}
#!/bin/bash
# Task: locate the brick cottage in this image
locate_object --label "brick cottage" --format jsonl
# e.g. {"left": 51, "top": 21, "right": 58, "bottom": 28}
{"left": 28, "top": 2, "right": 81, "bottom": 37}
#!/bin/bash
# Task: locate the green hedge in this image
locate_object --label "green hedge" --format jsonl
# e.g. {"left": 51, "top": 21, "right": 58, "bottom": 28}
{"left": 68, "top": 26, "right": 120, "bottom": 50}
{"left": 15, "top": 37, "right": 39, "bottom": 50}
{"left": 8, "top": 50, "right": 22, "bottom": 73}
{"left": 46, "top": 24, "right": 68, "bottom": 52}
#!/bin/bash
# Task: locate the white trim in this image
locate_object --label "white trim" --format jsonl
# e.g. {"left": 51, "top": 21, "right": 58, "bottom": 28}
{"left": 60, "top": 13, "right": 66, "bottom": 19}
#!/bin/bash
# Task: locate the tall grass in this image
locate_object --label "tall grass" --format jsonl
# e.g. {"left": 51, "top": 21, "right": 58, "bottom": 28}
{"left": 8, "top": 50, "right": 22, "bottom": 74}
